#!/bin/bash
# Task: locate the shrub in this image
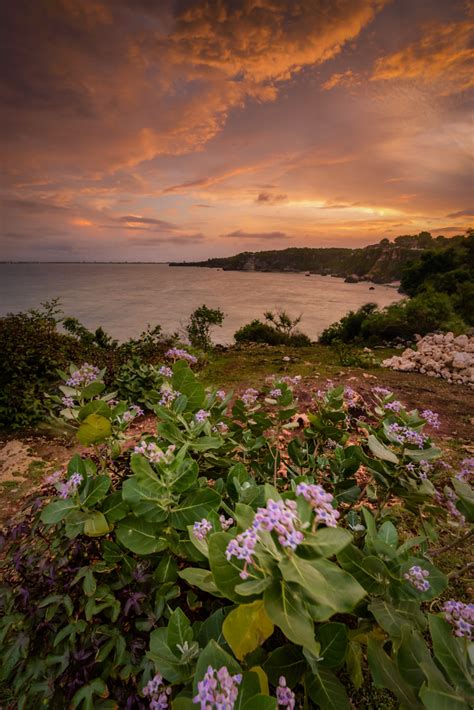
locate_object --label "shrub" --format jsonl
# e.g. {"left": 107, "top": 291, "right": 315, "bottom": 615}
{"left": 186, "top": 305, "right": 224, "bottom": 350}
{"left": 235, "top": 311, "right": 311, "bottom": 347}
{"left": 1, "top": 363, "right": 472, "bottom": 708}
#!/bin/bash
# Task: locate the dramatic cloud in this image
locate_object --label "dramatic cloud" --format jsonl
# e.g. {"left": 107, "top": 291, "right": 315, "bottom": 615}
{"left": 371, "top": 20, "right": 474, "bottom": 94}
{"left": 0, "top": 0, "right": 472, "bottom": 261}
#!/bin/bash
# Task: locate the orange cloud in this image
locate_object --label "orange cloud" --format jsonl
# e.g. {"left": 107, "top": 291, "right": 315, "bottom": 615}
{"left": 371, "top": 20, "right": 474, "bottom": 94}
{"left": 322, "top": 70, "right": 360, "bottom": 90}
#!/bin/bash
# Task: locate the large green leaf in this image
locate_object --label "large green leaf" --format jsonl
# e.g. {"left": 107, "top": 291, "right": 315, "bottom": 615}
{"left": 263, "top": 579, "right": 320, "bottom": 655}
{"left": 170, "top": 488, "right": 221, "bottom": 529}
{"left": 171, "top": 459, "right": 199, "bottom": 493}
{"left": 419, "top": 684, "right": 470, "bottom": 710}
{"left": 279, "top": 556, "right": 366, "bottom": 620}
{"left": 116, "top": 516, "right": 167, "bottom": 555}
{"left": 222, "top": 601, "right": 274, "bottom": 660}
{"left": 396, "top": 626, "right": 453, "bottom": 693}
{"left": 208, "top": 532, "right": 256, "bottom": 602}
{"left": 148, "top": 628, "right": 193, "bottom": 683}
{"left": 101, "top": 491, "right": 129, "bottom": 522}
{"left": 78, "top": 400, "right": 111, "bottom": 422}
{"left": 172, "top": 362, "right": 205, "bottom": 410}
{"left": 369, "top": 599, "right": 426, "bottom": 640}
{"left": 80, "top": 475, "right": 110, "bottom": 508}
{"left": 337, "top": 545, "right": 389, "bottom": 594}
{"left": 76, "top": 413, "right": 111, "bottom": 445}
{"left": 452, "top": 478, "right": 474, "bottom": 523}
{"left": 83, "top": 511, "right": 110, "bottom": 537}
{"left": 167, "top": 608, "right": 193, "bottom": 656}
{"left": 367, "top": 637, "right": 422, "bottom": 708}
{"left": 178, "top": 567, "right": 220, "bottom": 595}
{"left": 41, "top": 499, "right": 78, "bottom": 524}
{"left": 428, "top": 615, "right": 474, "bottom": 698}
{"left": 262, "top": 645, "right": 305, "bottom": 687}
{"left": 306, "top": 667, "right": 350, "bottom": 710}
{"left": 367, "top": 434, "right": 399, "bottom": 464}
{"left": 122, "top": 476, "right": 168, "bottom": 522}
{"left": 299, "top": 527, "right": 352, "bottom": 558}
{"left": 318, "top": 623, "right": 348, "bottom": 668}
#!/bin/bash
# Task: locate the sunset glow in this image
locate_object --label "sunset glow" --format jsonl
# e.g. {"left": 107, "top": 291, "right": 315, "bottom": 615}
{"left": 1, "top": 0, "right": 472, "bottom": 261}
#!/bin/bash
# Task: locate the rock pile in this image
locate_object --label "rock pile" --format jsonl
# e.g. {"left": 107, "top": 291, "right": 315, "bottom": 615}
{"left": 382, "top": 332, "right": 474, "bottom": 387}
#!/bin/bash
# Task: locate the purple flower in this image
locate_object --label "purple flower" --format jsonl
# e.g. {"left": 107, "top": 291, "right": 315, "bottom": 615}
{"left": 372, "top": 386, "right": 393, "bottom": 397}
{"left": 193, "top": 518, "right": 212, "bottom": 541}
{"left": 134, "top": 441, "right": 175, "bottom": 464}
{"left": 443, "top": 600, "right": 474, "bottom": 639}
{"left": 343, "top": 386, "right": 358, "bottom": 408}
{"left": 434, "top": 487, "right": 466, "bottom": 525}
{"left": 387, "top": 423, "right": 428, "bottom": 449}
{"left": 193, "top": 666, "right": 242, "bottom": 709}
{"left": 384, "top": 400, "right": 403, "bottom": 413}
{"left": 159, "top": 384, "right": 181, "bottom": 407}
{"left": 159, "top": 365, "right": 173, "bottom": 378}
{"left": 57, "top": 472, "right": 83, "bottom": 498}
{"left": 456, "top": 457, "right": 474, "bottom": 482}
{"left": 66, "top": 363, "right": 100, "bottom": 387}
{"left": 44, "top": 469, "right": 64, "bottom": 485}
{"left": 241, "top": 388, "right": 259, "bottom": 406}
{"left": 226, "top": 528, "right": 258, "bottom": 579}
{"left": 421, "top": 409, "right": 440, "bottom": 429}
{"left": 404, "top": 565, "right": 430, "bottom": 592}
{"left": 122, "top": 405, "right": 144, "bottom": 423}
{"left": 195, "top": 409, "right": 210, "bottom": 423}
{"left": 143, "top": 673, "right": 172, "bottom": 709}
{"left": 165, "top": 348, "right": 198, "bottom": 365}
{"left": 220, "top": 514, "right": 233, "bottom": 531}
{"left": 276, "top": 676, "right": 295, "bottom": 709}
{"left": 61, "top": 396, "right": 75, "bottom": 408}
{"left": 216, "top": 390, "right": 227, "bottom": 400}
{"left": 296, "top": 483, "right": 340, "bottom": 527}
{"left": 212, "top": 421, "right": 229, "bottom": 434}
{"left": 269, "top": 388, "right": 282, "bottom": 399}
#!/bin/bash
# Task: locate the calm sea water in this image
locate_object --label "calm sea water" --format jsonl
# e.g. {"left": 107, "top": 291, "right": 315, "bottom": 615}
{"left": 0, "top": 264, "right": 402, "bottom": 344}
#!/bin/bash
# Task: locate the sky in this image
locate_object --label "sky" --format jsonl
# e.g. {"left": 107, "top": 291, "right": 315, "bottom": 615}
{"left": 1, "top": 0, "right": 473, "bottom": 262}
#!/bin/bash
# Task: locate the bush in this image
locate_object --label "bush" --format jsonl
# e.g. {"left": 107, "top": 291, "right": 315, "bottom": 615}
{"left": 320, "top": 293, "right": 466, "bottom": 346}
{"left": 1, "top": 364, "right": 472, "bottom": 708}
{"left": 186, "top": 305, "right": 224, "bottom": 350}
{"left": 235, "top": 311, "right": 312, "bottom": 346}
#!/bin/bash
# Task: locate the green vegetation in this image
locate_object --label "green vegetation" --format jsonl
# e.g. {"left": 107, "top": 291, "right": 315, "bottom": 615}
{"left": 171, "top": 232, "right": 469, "bottom": 284}
{"left": 234, "top": 310, "right": 312, "bottom": 347}
{"left": 1, "top": 357, "right": 472, "bottom": 708}
{"left": 186, "top": 305, "right": 225, "bottom": 351}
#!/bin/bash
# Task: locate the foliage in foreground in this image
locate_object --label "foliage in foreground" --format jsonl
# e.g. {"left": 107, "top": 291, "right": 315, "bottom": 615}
{"left": 1, "top": 355, "right": 473, "bottom": 709}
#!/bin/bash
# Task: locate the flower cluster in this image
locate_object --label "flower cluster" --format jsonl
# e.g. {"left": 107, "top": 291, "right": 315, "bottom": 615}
{"left": 193, "top": 518, "right": 212, "bottom": 541}
{"left": 195, "top": 409, "right": 210, "bottom": 423}
{"left": 226, "top": 499, "right": 303, "bottom": 579}
{"left": 193, "top": 666, "right": 242, "bottom": 709}
{"left": 434, "top": 487, "right": 465, "bottom": 525}
{"left": 216, "top": 390, "right": 227, "bottom": 401}
{"left": 241, "top": 388, "right": 259, "bottom": 407}
{"left": 276, "top": 676, "right": 296, "bottom": 709}
{"left": 159, "top": 384, "right": 181, "bottom": 407}
{"left": 165, "top": 348, "right": 198, "bottom": 365}
{"left": 404, "top": 565, "right": 430, "bottom": 592}
{"left": 269, "top": 388, "right": 282, "bottom": 399}
{"left": 387, "top": 423, "right": 428, "bottom": 449}
{"left": 66, "top": 363, "right": 100, "bottom": 387}
{"left": 421, "top": 409, "right": 440, "bottom": 429}
{"left": 279, "top": 375, "right": 302, "bottom": 387}
{"left": 343, "top": 386, "right": 358, "bottom": 408}
{"left": 143, "top": 673, "right": 172, "bottom": 709}
{"left": 406, "top": 459, "right": 433, "bottom": 481}
{"left": 456, "top": 457, "right": 474, "bottom": 482}
{"left": 295, "top": 482, "right": 340, "bottom": 527}
{"left": 44, "top": 469, "right": 64, "bottom": 485}
{"left": 443, "top": 600, "right": 474, "bottom": 639}
{"left": 158, "top": 365, "right": 173, "bottom": 378}
{"left": 219, "top": 514, "right": 233, "bottom": 531}
{"left": 121, "top": 404, "right": 144, "bottom": 423}
{"left": 372, "top": 386, "right": 393, "bottom": 397}
{"left": 134, "top": 441, "right": 176, "bottom": 464}
{"left": 61, "top": 396, "right": 75, "bottom": 409}
{"left": 58, "top": 472, "right": 83, "bottom": 499}
{"left": 384, "top": 400, "right": 403, "bottom": 413}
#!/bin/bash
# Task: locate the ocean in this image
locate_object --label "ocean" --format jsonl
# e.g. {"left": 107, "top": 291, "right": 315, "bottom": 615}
{"left": 0, "top": 263, "right": 402, "bottom": 344}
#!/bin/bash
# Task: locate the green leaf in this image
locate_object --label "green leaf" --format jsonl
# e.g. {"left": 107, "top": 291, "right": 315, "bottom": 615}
{"left": 78, "top": 400, "right": 111, "bottom": 422}
{"left": 155, "top": 554, "right": 178, "bottom": 583}
{"left": 367, "top": 637, "right": 422, "bottom": 708}
{"left": 428, "top": 615, "right": 473, "bottom": 697}
{"left": 337, "top": 545, "right": 389, "bottom": 594}
{"left": 101, "top": 491, "right": 129, "bottom": 522}
{"left": 318, "top": 623, "right": 348, "bottom": 668}
{"left": 77, "top": 414, "right": 111, "bottom": 445}
{"left": 83, "top": 511, "right": 110, "bottom": 537}
{"left": 116, "top": 516, "right": 167, "bottom": 555}
{"left": 71, "top": 678, "right": 107, "bottom": 709}
{"left": 300, "top": 527, "right": 352, "bottom": 558}
{"left": 80, "top": 475, "right": 110, "bottom": 508}
{"left": 208, "top": 532, "right": 255, "bottom": 602}
{"left": 148, "top": 628, "right": 193, "bottom": 683}
{"left": 41, "top": 499, "right": 78, "bottom": 524}
{"left": 235, "top": 577, "right": 272, "bottom": 596}
{"left": 172, "top": 362, "right": 205, "bottom": 410}
{"left": 171, "top": 459, "right": 199, "bottom": 493}
{"left": 122, "top": 475, "right": 168, "bottom": 522}
{"left": 262, "top": 645, "right": 305, "bottom": 687}
{"left": 263, "top": 579, "right": 320, "bottom": 656}
{"left": 419, "top": 684, "right": 470, "bottom": 710}
{"left": 279, "top": 556, "right": 366, "bottom": 621}
{"left": 306, "top": 667, "right": 350, "bottom": 710}
{"left": 345, "top": 639, "right": 363, "bottom": 690}
{"left": 170, "top": 488, "right": 221, "bottom": 529}
{"left": 452, "top": 478, "right": 474, "bottom": 522}
{"left": 369, "top": 599, "right": 426, "bottom": 640}
{"left": 367, "top": 434, "right": 399, "bottom": 463}
{"left": 167, "top": 608, "right": 194, "bottom": 656}
{"left": 222, "top": 600, "right": 274, "bottom": 660}
{"left": 377, "top": 521, "right": 398, "bottom": 547}
{"left": 178, "top": 568, "right": 220, "bottom": 595}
